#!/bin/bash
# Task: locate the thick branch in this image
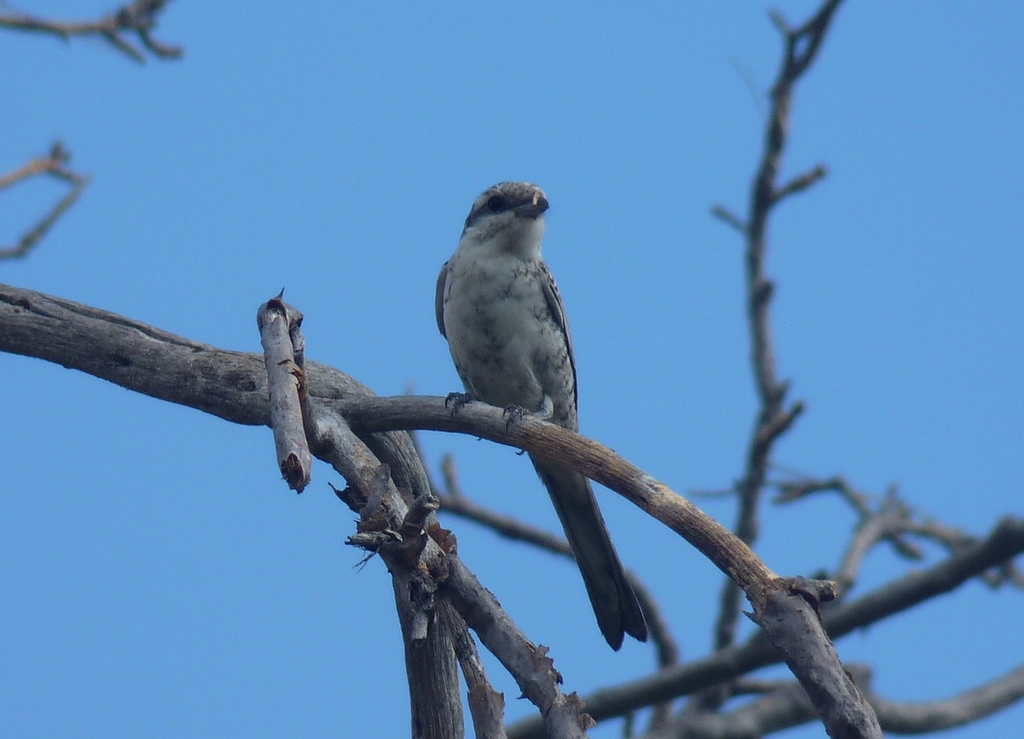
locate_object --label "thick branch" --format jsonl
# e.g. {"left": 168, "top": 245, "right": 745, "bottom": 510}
{"left": 345, "top": 396, "right": 778, "bottom": 598}
{"left": 508, "top": 517, "right": 1024, "bottom": 737}
{"left": 0, "top": 283, "right": 594, "bottom": 734}
{"left": 444, "top": 556, "right": 591, "bottom": 739}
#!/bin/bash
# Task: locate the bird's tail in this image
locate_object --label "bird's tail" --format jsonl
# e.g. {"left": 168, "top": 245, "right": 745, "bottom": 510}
{"left": 531, "top": 457, "right": 648, "bottom": 650}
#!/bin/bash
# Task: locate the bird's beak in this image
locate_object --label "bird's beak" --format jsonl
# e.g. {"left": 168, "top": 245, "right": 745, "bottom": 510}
{"left": 515, "top": 193, "right": 549, "bottom": 219}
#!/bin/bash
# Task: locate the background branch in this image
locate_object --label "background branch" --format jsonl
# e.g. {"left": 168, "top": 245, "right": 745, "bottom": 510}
{"left": 507, "top": 515, "right": 1023, "bottom": 737}
{"left": 0, "top": 0, "right": 181, "bottom": 62}
{"left": 0, "top": 142, "right": 89, "bottom": 260}
{"left": 709, "top": 0, "right": 843, "bottom": 667}
{"left": 870, "top": 665, "right": 1024, "bottom": 733}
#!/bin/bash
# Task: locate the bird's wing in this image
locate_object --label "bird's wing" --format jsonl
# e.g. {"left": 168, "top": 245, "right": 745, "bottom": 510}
{"left": 539, "top": 261, "right": 578, "bottom": 412}
{"left": 434, "top": 261, "right": 449, "bottom": 339}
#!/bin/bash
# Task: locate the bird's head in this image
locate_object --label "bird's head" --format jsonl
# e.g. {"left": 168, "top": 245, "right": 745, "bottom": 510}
{"left": 460, "top": 181, "right": 549, "bottom": 258}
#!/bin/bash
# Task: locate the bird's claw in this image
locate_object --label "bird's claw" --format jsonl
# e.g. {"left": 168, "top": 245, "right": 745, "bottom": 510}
{"left": 445, "top": 392, "right": 474, "bottom": 415}
{"left": 502, "top": 404, "right": 531, "bottom": 433}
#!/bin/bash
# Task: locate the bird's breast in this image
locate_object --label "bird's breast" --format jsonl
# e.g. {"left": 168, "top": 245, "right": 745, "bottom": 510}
{"left": 442, "top": 252, "right": 556, "bottom": 412}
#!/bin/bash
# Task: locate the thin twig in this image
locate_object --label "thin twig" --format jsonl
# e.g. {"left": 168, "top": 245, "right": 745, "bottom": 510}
{"left": 0, "top": 142, "right": 89, "bottom": 260}
{"left": 775, "top": 473, "right": 1024, "bottom": 592}
{"left": 710, "top": 204, "right": 745, "bottom": 232}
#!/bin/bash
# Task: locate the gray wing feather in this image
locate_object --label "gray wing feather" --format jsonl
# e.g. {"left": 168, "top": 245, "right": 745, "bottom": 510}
{"left": 539, "top": 262, "right": 578, "bottom": 412}
{"left": 435, "top": 261, "right": 449, "bottom": 339}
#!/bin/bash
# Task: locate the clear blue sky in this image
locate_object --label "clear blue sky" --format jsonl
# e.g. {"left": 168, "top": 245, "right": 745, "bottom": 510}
{"left": 2, "top": 2, "right": 1022, "bottom": 737}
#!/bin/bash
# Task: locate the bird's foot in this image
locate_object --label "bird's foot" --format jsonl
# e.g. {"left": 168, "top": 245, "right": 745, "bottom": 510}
{"left": 502, "top": 394, "right": 556, "bottom": 432}
{"left": 502, "top": 403, "right": 531, "bottom": 432}
{"left": 445, "top": 392, "right": 475, "bottom": 415}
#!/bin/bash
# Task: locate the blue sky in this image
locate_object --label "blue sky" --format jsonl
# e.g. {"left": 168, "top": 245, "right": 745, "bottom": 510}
{"left": 2, "top": 2, "right": 1022, "bottom": 737}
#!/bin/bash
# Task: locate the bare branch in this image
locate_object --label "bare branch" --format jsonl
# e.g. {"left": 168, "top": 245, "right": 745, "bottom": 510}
{"left": 711, "top": 0, "right": 843, "bottom": 669}
{"left": 275, "top": 334, "right": 461, "bottom": 737}
{"left": 432, "top": 452, "right": 681, "bottom": 730}
{"left": 444, "top": 555, "right": 591, "bottom": 739}
{"left": 752, "top": 399, "right": 805, "bottom": 452}
{"left": 0, "top": 0, "right": 182, "bottom": 63}
{"left": 441, "top": 602, "right": 508, "bottom": 739}
{"left": 871, "top": 664, "right": 1024, "bottom": 733}
{"left": 774, "top": 473, "right": 871, "bottom": 512}
{"left": 335, "top": 432, "right": 586, "bottom": 739}
{"left": 256, "top": 296, "right": 312, "bottom": 492}
{"left": 642, "top": 673, "right": 823, "bottom": 738}
{"left": 752, "top": 581, "right": 879, "bottom": 738}
{"left": 644, "top": 664, "right": 1024, "bottom": 738}
{"left": 709, "top": 204, "right": 745, "bottom": 232}
{"left": 823, "top": 516, "right": 1024, "bottom": 636}
{"left": 3, "top": 282, "right": 889, "bottom": 735}
{"left": 507, "top": 516, "right": 1023, "bottom": 737}
{"left": 347, "top": 398, "right": 783, "bottom": 601}
{"left": 0, "top": 142, "right": 89, "bottom": 260}
{"left": 4, "top": 282, "right": 1022, "bottom": 736}
{"left": 774, "top": 164, "right": 828, "bottom": 204}
{"left": 776, "top": 474, "right": 1024, "bottom": 592}
{"left": 833, "top": 495, "right": 916, "bottom": 595}
{"left": 0, "top": 282, "right": 611, "bottom": 736}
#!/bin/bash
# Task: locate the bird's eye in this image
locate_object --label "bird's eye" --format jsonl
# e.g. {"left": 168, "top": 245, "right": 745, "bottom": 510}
{"left": 486, "top": 195, "right": 504, "bottom": 213}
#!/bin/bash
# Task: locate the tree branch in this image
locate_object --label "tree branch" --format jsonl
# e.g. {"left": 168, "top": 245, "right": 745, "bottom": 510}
{"left": 441, "top": 600, "right": 508, "bottom": 739}
{"left": 7, "top": 276, "right": 1015, "bottom": 735}
{"left": 0, "top": 0, "right": 181, "bottom": 63}
{"left": 257, "top": 296, "right": 312, "bottom": 492}
{"left": 0, "top": 142, "right": 89, "bottom": 261}
{"left": 444, "top": 555, "right": 591, "bottom": 739}
{"left": 3, "top": 275, "right": 1019, "bottom": 736}
{"left": 507, "top": 515, "right": 1024, "bottom": 737}
{"left": 776, "top": 474, "right": 1024, "bottom": 592}
{"left": 640, "top": 663, "right": 1024, "bottom": 738}
{"left": 871, "top": 665, "right": 1024, "bottom": 733}
{"left": 1, "top": 281, "right": 891, "bottom": 737}
{"left": 709, "top": 0, "right": 843, "bottom": 662}
{"left": 0, "top": 282, "right": 778, "bottom": 605}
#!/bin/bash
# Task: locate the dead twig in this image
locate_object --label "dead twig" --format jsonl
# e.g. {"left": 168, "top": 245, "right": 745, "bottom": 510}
{"left": 0, "top": 0, "right": 181, "bottom": 63}
{"left": 708, "top": 0, "right": 843, "bottom": 671}
{"left": 0, "top": 142, "right": 89, "bottom": 260}
{"left": 775, "top": 472, "right": 1024, "bottom": 593}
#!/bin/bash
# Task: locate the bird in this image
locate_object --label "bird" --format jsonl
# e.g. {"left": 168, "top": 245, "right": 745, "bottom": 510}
{"left": 435, "top": 181, "right": 647, "bottom": 649}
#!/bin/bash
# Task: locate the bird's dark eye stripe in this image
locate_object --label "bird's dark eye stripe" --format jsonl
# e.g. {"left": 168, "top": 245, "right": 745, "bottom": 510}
{"left": 464, "top": 194, "right": 511, "bottom": 229}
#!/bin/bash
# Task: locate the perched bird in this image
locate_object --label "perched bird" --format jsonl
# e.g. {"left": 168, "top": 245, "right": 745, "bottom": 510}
{"left": 435, "top": 181, "right": 647, "bottom": 649}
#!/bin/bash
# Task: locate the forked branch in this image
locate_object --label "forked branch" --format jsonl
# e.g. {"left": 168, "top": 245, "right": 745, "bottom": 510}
{"left": 0, "top": 0, "right": 181, "bottom": 63}
{"left": 0, "top": 142, "right": 89, "bottom": 261}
